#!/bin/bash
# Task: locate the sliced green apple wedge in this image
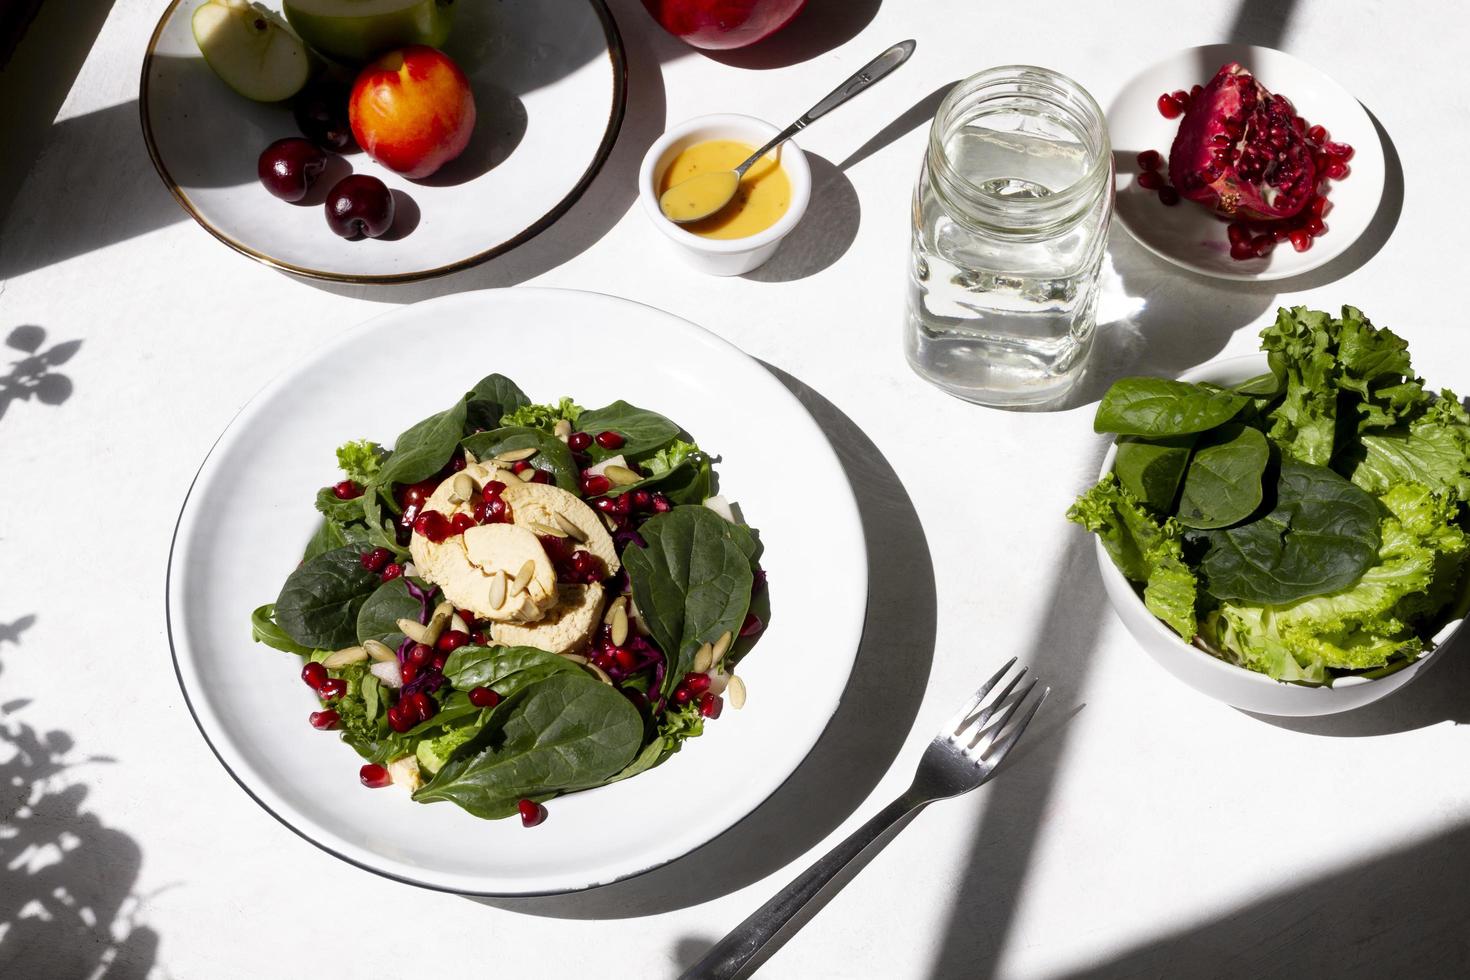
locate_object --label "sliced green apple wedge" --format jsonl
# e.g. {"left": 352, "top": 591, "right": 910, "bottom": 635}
{"left": 193, "top": 0, "right": 311, "bottom": 102}
{"left": 283, "top": 0, "right": 454, "bottom": 64}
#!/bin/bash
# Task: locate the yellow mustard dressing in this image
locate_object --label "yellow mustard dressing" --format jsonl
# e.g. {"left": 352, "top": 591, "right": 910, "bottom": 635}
{"left": 658, "top": 139, "right": 792, "bottom": 239}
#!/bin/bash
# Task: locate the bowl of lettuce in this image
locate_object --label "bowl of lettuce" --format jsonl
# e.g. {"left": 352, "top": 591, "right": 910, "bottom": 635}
{"left": 1070, "top": 306, "right": 1470, "bottom": 716}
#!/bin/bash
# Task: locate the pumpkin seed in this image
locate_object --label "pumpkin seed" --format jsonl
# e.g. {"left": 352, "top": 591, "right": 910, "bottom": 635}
{"left": 517, "top": 468, "right": 538, "bottom": 482}
{"left": 553, "top": 419, "right": 572, "bottom": 441}
{"left": 449, "top": 613, "right": 469, "bottom": 635}
{"left": 494, "top": 446, "right": 539, "bottom": 463}
{"left": 611, "top": 605, "right": 629, "bottom": 647}
{"left": 603, "top": 595, "right": 626, "bottom": 626}
{"left": 514, "top": 594, "right": 540, "bottom": 621}
{"left": 692, "top": 642, "right": 713, "bottom": 674}
{"left": 487, "top": 570, "right": 507, "bottom": 610}
{"left": 463, "top": 448, "right": 479, "bottom": 466}
{"left": 599, "top": 512, "right": 618, "bottom": 531}
{"left": 727, "top": 674, "right": 747, "bottom": 709}
{"left": 711, "top": 630, "right": 733, "bottom": 663}
{"left": 603, "top": 464, "right": 641, "bottom": 487}
{"left": 529, "top": 521, "right": 567, "bottom": 538}
{"left": 511, "top": 559, "right": 535, "bottom": 594}
{"left": 323, "top": 645, "right": 368, "bottom": 668}
{"left": 451, "top": 473, "right": 476, "bottom": 502}
{"left": 364, "top": 639, "right": 398, "bottom": 663}
{"left": 396, "top": 617, "right": 428, "bottom": 644}
{"left": 422, "top": 602, "right": 453, "bottom": 646}
{"left": 554, "top": 512, "right": 588, "bottom": 542}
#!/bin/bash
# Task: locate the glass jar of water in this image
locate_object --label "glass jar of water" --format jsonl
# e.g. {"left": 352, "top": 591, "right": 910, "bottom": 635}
{"left": 905, "top": 66, "right": 1113, "bottom": 407}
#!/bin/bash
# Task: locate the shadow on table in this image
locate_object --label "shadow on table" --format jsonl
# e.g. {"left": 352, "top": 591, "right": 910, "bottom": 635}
{"left": 0, "top": 615, "right": 161, "bottom": 979}
{"left": 471, "top": 362, "right": 936, "bottom": 921}
{"left": 695, "top": 0, "right": 883, "bottom": 71}
{"left": 743, "top": 152, "right": 859, "bottom": 282}
{"left": 1, "top": 325, "right": 81, "bottom": 426}
{"left": 1053, "top": 821, "right": 1470, "bottom": 980}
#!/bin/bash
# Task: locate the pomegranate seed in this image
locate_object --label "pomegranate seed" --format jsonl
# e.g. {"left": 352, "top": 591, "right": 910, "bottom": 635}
{"left": 380, "top": 563, "right": 403, "bottom": 582}
{"left": 613, "top": 493, "right": 633, "bottom": 516}
{"left": 413, "top": 511, "right": 452, "bottom": 543}
{"left": 480, "top": 497, "right": 509, "bottom": 523}
{"left": 1229, "top": 239, "right": 1256, "bottom": 261}
{"left": 332, "top": 480, "right": 362, "bottom": 500}
{"left": 1190, "top": 83, "right": 1202, "bottom": 103}
{"left": 408, "top": 643, "right": 433, "bottom": 667}
{"left": 469, "top": 686, "right": 501, "bottom": 708}
{"left": 1136, "top": 170, "right": 1163, "bottom": 191}
{"left": 471, "top": 630, "right": 488, "bottom": 645}
{"left": 631, "top": 490, "right": 652, "bottom": 510}
{"left": 531, "top": 470, "right": 552, "bottom": 485}
{"left": 482, "top": 480, "right": 507, "bottom": 499}
{"left": 1171, "top": 88, "right": 1189, "bottom": 107}
{"left": 1136, "top": 149, "right": 1163, "bottom": 172}
{"left": 318, "top": 677, "right": 347, "bottom": 701}
{"left": 684, "top": 673, "right": 711, "bottom": 694}
{"left": 592, "top": 496, "right": 617, "bottom": 514}
{"left": 449, "top": 513, "right": 475, "bottom": 535}
{"left": 1310, "top": 195, "right": 1332, "bottom": 219}
{"left": 1289, "top": 229, "right": 1313, "bottom": 252}
{"left": 436, "top": 630, "right": 469, "bottom": 652}
{"left": 401, "top": 661, "right": 419, "bottom": 684}
{"left": 614, "top": 647, "right": 637, "bottom": 671}
{"left": 673, "top": 686, "right": 693, "bottom": 705}
{"left": 518, "top": 799, "right": 546, "bottom": 827}
{"left": 387, "top": 703, "right": 414, "bottom": 733}
{"left": 431, "top": 652, "right": 448, "bottom": 671}
{"left": 592, "top": 652, "right": 616, "bottom": 671}
{"left": 360, "top": 763, "right": 392, "bottom": 788}
{"left": 1324, "top": 141, "right": 1353, "bottom": 161}
{"left": 1306, "top": 124, "right": 1327, "bottom": 144}
{"left": 309, "top": 709, "right": 339, "bottom": 730}
{"left": 1305, "top": 217, "right": 1326, "bottom": 237}
{"left": 1157, "top": 185, "right": 1180, "bottom": 206}
{"left": 581, "top": 474, "right": 612, "bottom": 496}
{"left": 594, "top": 431, "right": 625, "bottom": 450}
{"left": 1251, "top": 234, "right": 1275, "bottom": 257}
{"left": 699, "top": 693, "right": 723, "bottom": 719}
{"left": 359, "top": 547, "right": 389, "bottom": 572}
{"left": 1227, "top": 221, "right": 1252, "bottom": 246}
{"left": 408, "top": 691, "right": 436, "bottom": 721}
{"left": 1325, "top": 160, "right": 1349, "bottom": 180}
{"left": 567, "top": 432, "right": 592, "bottom": 452}
{"left": 652, "top": 494, "right": 672, "bottom": 513}
{"left": 449, "top": 452, "right": 467, "bottom": 472}
{"left": 302, "top": 661, "right": 328, "bottom": 690}
{"left": 511, "top": 460, "right": 531, "bottom": 474}
{"left": 1271, "top": 224, "right": 1293, "bottom": 242}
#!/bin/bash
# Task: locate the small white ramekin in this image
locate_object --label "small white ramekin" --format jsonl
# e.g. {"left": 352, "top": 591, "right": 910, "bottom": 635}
{"left": 638, "top": 113, "right": 812, "bottom": 277}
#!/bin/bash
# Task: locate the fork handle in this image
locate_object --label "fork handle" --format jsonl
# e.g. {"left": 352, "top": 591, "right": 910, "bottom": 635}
{"left": 679, "top": 791, "right": 925, "bottom": 980}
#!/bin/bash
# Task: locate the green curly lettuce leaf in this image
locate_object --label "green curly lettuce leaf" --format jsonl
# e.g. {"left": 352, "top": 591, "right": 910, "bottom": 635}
{"left": 500, "top": 397, "right": 583, "bottom": 431}
{"left": 335, "top": 439, "right": 386, "bottom": 486}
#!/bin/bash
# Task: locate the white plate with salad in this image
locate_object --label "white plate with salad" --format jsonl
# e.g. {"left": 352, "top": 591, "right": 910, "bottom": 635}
{"left": 167, "top": 288, "right": 867, "bottom": 894}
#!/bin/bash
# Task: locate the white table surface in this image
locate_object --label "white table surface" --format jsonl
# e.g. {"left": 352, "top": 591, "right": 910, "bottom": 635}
{"left": 3, "top": 1, "right": 1468, "bottom": 977}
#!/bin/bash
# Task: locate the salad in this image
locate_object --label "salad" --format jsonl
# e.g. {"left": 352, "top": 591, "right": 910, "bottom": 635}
{"left": 1070, "top": 306, "right": 1470, "bottom": 684}
{"left": 251, "top": 374, "right": 765, "bottom": 824}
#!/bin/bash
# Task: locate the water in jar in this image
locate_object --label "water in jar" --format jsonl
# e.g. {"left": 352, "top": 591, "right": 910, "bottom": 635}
{"left": 906, "top": 97, "right": 1111, "bottom": 407}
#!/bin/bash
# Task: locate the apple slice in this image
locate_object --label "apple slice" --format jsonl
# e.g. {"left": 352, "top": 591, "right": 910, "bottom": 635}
{"left": 283, "top": 0, "right": 454, "bottom": 64}
{"left": 192, "top": 0, "right": 311, "bottom": 103}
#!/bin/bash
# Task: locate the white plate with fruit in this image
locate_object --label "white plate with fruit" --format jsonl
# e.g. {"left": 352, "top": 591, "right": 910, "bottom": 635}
{"left": 1107, "top": 44, "right": 1385, "bottom": 281}
{"left": 141, "top": 0, "right": 625, "bottom": 283}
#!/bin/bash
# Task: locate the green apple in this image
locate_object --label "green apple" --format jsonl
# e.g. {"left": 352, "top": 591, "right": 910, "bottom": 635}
{"left": 192, "top": 0, "right": 311, "bottom": 102}
{"left": 282, "top": 0, "right": 454, "bottom": 64}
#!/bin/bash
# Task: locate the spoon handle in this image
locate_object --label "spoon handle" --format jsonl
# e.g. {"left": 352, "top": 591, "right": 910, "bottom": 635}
{"left": 734, "top": 39, "right": 917, "bottom": 176}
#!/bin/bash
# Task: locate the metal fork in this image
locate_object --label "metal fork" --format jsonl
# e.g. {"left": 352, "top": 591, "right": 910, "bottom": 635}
{"left": 680, "top": 659, "right": 1048, "bottom": 980}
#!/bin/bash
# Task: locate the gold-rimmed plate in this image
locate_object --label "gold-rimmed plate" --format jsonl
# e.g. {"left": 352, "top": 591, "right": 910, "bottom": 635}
{"left": 140, "top": 0, "right": 625, "bottom": 284}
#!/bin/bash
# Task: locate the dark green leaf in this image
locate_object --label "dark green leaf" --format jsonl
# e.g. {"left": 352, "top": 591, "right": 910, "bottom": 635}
{"left": 461, "top": 427, "right": 578, "bottom": 491}
{"left": 315, "top": 486, "right": 367, "bottom": 523}
{"left": 1095, "top": 378, "right": 1248, "bottom": 437}
{"left": 356, "top": 576, "right": 433, "bottom": 649}
{"left": 274, "top": 546, "right": 382, "bottom": 650}
{"left": 576, "top": 401, "right": 682, "bottom": 456}
{"left": 250, "top": 604, "right": 315, "bottom": 655}
{"left": 464, "top": 374, "right": 530, "bottom": 434}
{"left": 1175, "top": 424, "right": 1270, "bottom": 529}
{"left": 1201, "top": 459, "right": 1381, "bottom": 604}
{"left": 1113, "top": 435, "right": 1194, "bottom": 512}
{"left": 413, "top": 673, "right": 644, "bottom": 819}
{"left": 375, "top": 399, "right": 469, "bottom": 488}
{"left": 442, "top": 645, "right": 581, "bottom": 695}
{"left": 1234, "top": 372, "right": 1284, "bottom": 397}
{"left": 623, "top": 506, "right": 755, "bottom": 698}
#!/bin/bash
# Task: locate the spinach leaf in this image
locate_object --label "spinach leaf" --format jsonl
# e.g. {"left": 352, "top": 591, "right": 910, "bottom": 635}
{"left": 303, "top": 518, "right": 346, "bottom": 562}
{"left": 360, "top": 490, "right": 409, "bottom": 557}
{"left": 274, "top": 546, "right": 382, "bottom": 650}
{"left": 356, "top": 576, "right": 432, "bottom": 649}
{"left": 375, "top": 399, "right": 468, "bottom": 488}
{"left": 1201, "top": 458, "right": 1381, "bottom": 604}
{"left": 1175, "top": 424, "right": 1269, "bottom": 529}
{"left": 1095, "top": 378, "right": 1249, "bottom": 437}
{"left": 412, "top": 673, "right": 644, "bottom": 819}
{"left": 250, "top": 604, "right": 315, "bottom": 655}
{"left": 461, "top": 426, "right": 578, "bottom": 491}
{"left": 606, "top": 443, "right": 712, "bottom": 504}
{"left": 576, "top": 401, "right": 682, "bottom": 456}
{"left": 1113, "top": 435, "right": 1194, "bottom": 512}
{"left": 464, "top": 374, "right": 529, "bottom": 434}
{"left": 315, "top": 486, "right": 366, "bottom": 523}
{"left": 443, "top": 645, "right": 582, "bottom": 693}
{"left": 623, "top": 506, "right": 755, "bottom": 698}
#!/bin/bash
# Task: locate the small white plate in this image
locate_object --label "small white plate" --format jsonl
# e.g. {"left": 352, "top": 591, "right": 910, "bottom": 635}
{"left": 141, "top": 1, "right": 625, "bottom": 283}
{"left": 166, "top": 288, "right": 868, "bottom": 895}
{"left": 1107, "top": 44, "right": 1385, "bottom": 281}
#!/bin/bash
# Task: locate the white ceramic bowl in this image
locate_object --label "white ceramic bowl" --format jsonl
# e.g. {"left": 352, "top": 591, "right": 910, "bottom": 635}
{"left": 1095, "top": 353, "right": 1462, "bottom": 716}
{"left": 638, "top": 113, "right": 811, "bottom": 277}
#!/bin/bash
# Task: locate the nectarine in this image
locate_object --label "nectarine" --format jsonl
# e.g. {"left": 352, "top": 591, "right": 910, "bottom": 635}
{"left": 349, "top": 45, "right": 475, "bottom": 179}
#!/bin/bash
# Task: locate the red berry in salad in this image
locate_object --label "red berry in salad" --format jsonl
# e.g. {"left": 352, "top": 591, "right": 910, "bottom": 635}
{"left": 683, "top": 672, "right": 711, "bottom": 695}
{"left": 408, "top": 643, "right": 433, "bottom": 667}
{"left": 469, "top": 686, "right": 500, "bottom": 708}
{"left": 302, "top": 661, "right": 328, "bottom": 690}
{"left": 319, "top": 677, "right": 347, "bottom": 701}
{"left": 381, "top": 562, "right": 403, "bottom": 581}
{"left": 360, "top": 763, "right": 392, "bottom": 788}
{"left": 386, "top": 703, "right": 414, "bottom": 733}
{"left": 400, "top": 661, "right": 419, "bottom": 685}
{"left": 309, "top": 709, "right": 340, "bottom": 730}
{"left": 518, "top": 799, "right": 546, "bottom": 827}
{"left": 580, "top": 474, "right": 612, "bottom": 496}
{"left": 567, "top": 431, "right": 592, "bottom": 452}
{"left": 258, "top": 137, "right": 328, "bottom": 203}
{"left": 594, "top": 430, "right": 625, "bottom": 450}
{"left": 651, "top": 494, "right": 672, "bottom": 513}
{"left": 449, "top": 512, "right": 476, "bottom": 535}
{"left": 407, "top": 691, "right": 436, "bottom": 722}
{"left": 324, "top": 174, "right": 395, "bottom": 239}
{"left": 698, "top": 693, "right": 723, "bottom": 719}
{"left": 437, "top": 629, "right": 469, "bottom": 652}
{"left": 413, "top": 510, "right": 453, "bottom": 542}
{"left": 431, "top": 651, "right": 448, "bottom": 671}
{"left": 332, "top": 480, "right": 362, "bottom": 500}
{"left": 631, "top": 490, "right": 652, "bottom": 510}
{"left": 360, "top": 547, "right": 391, "bottom": 572}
